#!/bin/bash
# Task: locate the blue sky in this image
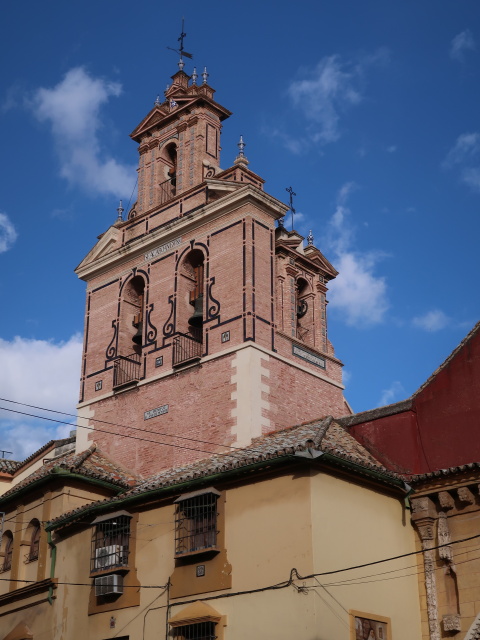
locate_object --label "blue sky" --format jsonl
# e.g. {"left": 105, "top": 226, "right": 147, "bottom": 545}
{"left": 1, "top": 1, "right": 479, "bottom": 459}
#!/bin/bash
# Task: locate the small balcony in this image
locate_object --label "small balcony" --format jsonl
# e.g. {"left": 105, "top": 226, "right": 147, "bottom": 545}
{"left": 173, "top": 332, "right": 202, "bottom": 367}
{"left": 113, "top": 352, "right": 142, "bottom": 388}
{"left": 159, "top": 177, "right": 176, "bottom": 205}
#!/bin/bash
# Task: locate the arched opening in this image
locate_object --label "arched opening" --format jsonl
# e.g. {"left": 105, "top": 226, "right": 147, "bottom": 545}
{"left": 174, "top": 250, "right": 205, "bottom": 366}
{"left": 296, "top": 277, "right": 310, "bottom": 342}
{"left": 27, "top": 519, "right": 41, "bottom": 562}
{"left": 118, "top": 275, "right": 145, "bottom": 356}
{"left": 1, "top": 531, "right": 14, "bottom": 572}
{"left": 159, "top": 141, "right": 177, "bottom": 204}
{"left": 114, "top": 275, "right": 145, "bottom": 387}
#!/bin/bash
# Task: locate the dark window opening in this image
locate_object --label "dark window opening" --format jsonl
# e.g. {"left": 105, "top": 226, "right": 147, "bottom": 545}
{"left": 296, "top": 277, "right": 309, "bottom": 342}
{"left": 91, "top": 515, "right": 131, "bottom": 574}
{"left": 159, "top": 143, "right": 177, "bottom": 204}
{"left": 1, "top": 532, "right": 13, "bottom": 572}
{"left": 174, "top": 250, "right": 204, "bottom": 367}
{"left": 26, "top": 520, "right": 41, "bottom": 562}
{"left": 174, "top": 492, "right": 219, "bottom": 556}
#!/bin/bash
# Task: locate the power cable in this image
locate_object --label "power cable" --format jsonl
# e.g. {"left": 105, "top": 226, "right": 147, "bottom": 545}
{"left": 0, "top": 398, "right": 282, "bottom": 459}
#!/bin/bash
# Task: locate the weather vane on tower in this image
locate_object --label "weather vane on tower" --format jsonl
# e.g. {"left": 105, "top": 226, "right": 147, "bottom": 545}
{"left": 286, "top": 186, "right": 296, "bottom": 231}
{"left": 167, "top": 18, "right": 193, "bottom": 69}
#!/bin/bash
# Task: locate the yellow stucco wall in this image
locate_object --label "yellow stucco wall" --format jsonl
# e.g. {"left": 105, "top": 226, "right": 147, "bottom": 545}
{"left": 0, "top": 465, "right": 422, "bottom": 640}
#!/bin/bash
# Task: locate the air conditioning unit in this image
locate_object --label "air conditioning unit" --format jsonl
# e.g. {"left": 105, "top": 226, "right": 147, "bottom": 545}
{"left": 94, "top": 574, "right": 124, "bottom": 596}
{"left": 94, "top": 545, "right": 125, "bottom": 570}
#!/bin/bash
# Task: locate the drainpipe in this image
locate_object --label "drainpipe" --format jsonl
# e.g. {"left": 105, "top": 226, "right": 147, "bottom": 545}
{"left": 47, "top": 530, "right": 56, "bottom": 605}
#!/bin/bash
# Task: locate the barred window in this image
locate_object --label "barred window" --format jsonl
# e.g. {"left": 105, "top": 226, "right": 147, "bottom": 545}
{"left": 174, "top": 489, "right": 220, "bottom": 555}
{"left": 172, "top": 622, "right": 216, "bottom": 640}
{"left": 25, "top": 519, "right": 41, "bottom": 562}
{"left": 90, "top": 512, "right": 131, "bottom": 573}
{"left": 1, "top": 531, "right": 13, "bottom": 572}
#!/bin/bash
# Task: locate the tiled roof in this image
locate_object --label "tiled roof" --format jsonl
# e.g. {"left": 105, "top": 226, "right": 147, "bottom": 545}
{"left": 337, "top": 399, "right": 413, "bottom": 428}
{"left": 0, "top": 459, "right": 22, "bottom": 474}
{"left": 48, "top": 418, "right": 403, "bottom": 529}
{"left": 0, "top": 445, "right": 138, "bottom": 501}
{"left": 406, "top": 462, "right": 480, "bottom": 483}
{"left": 11, "top": 436, "right": 76, "bottom": 474}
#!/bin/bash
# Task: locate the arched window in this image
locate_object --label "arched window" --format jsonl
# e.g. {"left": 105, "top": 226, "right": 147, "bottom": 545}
{"left": 27, "top": 519, "right": 41, "bottom": 562}
{"left": 159, "top": 141, "right": 177, "bottom": 204}
{"left": 1, "top": 531, "right": 13, "bottom": 572}
{"left": 296, "top": 277, "right": 310, "bottom": 342}
{"left": 119, "top": 276, "right": 145, "bottom": 356}
{"left": 174, "top": 250, "right": 204, "bottom": 366}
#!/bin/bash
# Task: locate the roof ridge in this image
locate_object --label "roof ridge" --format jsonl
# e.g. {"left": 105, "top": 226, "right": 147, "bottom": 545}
{"left": 412, "top": 319, "right": 480, "bottom": 398}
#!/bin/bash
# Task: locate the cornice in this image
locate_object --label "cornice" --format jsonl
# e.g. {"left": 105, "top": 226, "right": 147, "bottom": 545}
{"left": 77, "top": 185, "right": 288, "bottom": 282}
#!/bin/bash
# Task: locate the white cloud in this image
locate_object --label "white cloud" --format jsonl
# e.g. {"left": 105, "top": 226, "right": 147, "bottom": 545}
{"left": 32, "top": 67, "right": 136, "bottom": 198}
{"left": 378, "top": 381, "right": 404, "bottom": 407}
{"left": 0, "top": 334, "right": 82, "bottom": 460}
{"left": 326, "top": 183, "right": 389, "bottom": 327}
{"left": 450, "top": 29, "right": 476, "bottom": 61}
{"left": 0, "top": 212, "right": 17, "bottom": 253}
{"left": 443, "top": 132, "right": 480, "bottom": 167}
{"left": 443, "top": 133, "right": 480, "bottom": 193}
{"left": 287, "top": 49, "right": 389, "bottom": 146}
{"left": 461, "top": 166, "right": 480, "bottom": 192}
{"left": 413, "top": 309, "right": 450, "bottom": 332}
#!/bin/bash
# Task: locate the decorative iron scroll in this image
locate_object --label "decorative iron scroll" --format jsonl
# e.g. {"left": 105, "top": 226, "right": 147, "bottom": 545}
{"left": 163, "top": 295, "right": 175, "bottom": 338}
{"left": 105, "top": 319, "right": 118, "bottom": 359}
{"left": 206, "top": 277, "right": 221, "bottom": 320}
{"left": 145, "top": 303, "right": 158, "bottom": 344}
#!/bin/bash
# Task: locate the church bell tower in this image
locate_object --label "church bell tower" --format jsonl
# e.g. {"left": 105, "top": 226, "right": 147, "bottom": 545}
{"left": 75, "top": 60, "right": 348, "bottom": 476}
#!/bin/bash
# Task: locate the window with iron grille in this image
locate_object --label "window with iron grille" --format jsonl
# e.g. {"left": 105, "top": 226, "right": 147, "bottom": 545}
{"left": 90, "top": 512, "right": 131, "bottom": 573}
{"left": 172, "top": 621, "right": 217, "bottom": 640}
{"left": 27, "top": 520, "right": 41, "bottom": 562}
{"left": 174, "top": 489, "right": 220, "bottom": 556}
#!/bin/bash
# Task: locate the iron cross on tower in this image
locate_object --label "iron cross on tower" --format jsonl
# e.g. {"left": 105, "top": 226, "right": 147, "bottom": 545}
{"left": 167, "top": 18, "right": 193, "bottom": 64}
{"left": 286, "top": 186, "right": 296, "bottom": 231}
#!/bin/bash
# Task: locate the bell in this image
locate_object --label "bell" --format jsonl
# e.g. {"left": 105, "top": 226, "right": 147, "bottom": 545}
{"left": 132, "top": 322, "right": 143, "bottom": 345}
{"left": 188, "top": 295, "right": 204, "bottom": 328}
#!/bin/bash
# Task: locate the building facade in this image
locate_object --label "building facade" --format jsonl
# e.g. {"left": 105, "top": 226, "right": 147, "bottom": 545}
{"left": 74, "top": 64, "right": 349, "bottom": 476}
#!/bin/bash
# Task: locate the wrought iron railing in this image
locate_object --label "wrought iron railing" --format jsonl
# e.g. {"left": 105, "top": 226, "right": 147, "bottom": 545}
{"left": 173, "top": 331, "right": 202, "bottom": 367}
{"left": 113, "top": 352, "right": 142, "bottom": 387}
{"left": 158, "top": 177, "right": 176, "bottom": 205}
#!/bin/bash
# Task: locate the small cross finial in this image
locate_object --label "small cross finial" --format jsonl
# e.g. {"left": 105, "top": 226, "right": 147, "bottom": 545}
{"left": 286, "top": 186, "right": 297, "bottom": 231}
{"left": 191, "top": 67, "right": 198, "bottom": 85}
{"left": 202, "top": 67, "right": 209, "bottom": 84}
{"left": 116, "top": 200, "right": 124, "bottom": 222}
{"left": 154, "top": 95, "right": 161, "bottom": 106}
{"left": 166, "top": 18, "right": 193, "bottom": 65}
{"left": 237, "top": 135, "right": 245, "bottom": 157}
{"left": 307, "top": 230, "right": 314, "bottom": 246}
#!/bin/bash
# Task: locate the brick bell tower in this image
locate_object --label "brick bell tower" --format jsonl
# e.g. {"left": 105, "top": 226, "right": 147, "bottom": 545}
{"left": 75, "top": 61, "right": 349, "bottom": 476}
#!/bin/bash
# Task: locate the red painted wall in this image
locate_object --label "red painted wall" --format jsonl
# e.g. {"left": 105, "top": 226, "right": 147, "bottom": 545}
{"left": 350, "top": 327, "right": 480, "bottom": 474}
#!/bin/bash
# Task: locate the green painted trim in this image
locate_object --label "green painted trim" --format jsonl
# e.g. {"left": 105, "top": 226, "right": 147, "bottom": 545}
{"left": 46, "top": 452, "right": 406, "bottom": 532}
{"left": 0, "top": 468, "right": 126, "bottom": 508}
{"left": 47, "top": 530, "right": 56, "bottom": 606}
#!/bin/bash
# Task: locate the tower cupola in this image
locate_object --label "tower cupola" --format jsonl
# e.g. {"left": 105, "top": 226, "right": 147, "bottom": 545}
{"left": 130, "top": 67, "right": 232, "bottom": 215}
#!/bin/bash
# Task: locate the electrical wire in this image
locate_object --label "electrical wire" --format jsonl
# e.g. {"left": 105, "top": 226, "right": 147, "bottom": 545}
{"left": 0, "top": 405, "right": 220, "bottom": 457}
{"left": 0, "top": 397, "right": 249, "bottom": 453}
{"left": 1, "top": 532, "right": 479, "bottom": 592}
{"left": 0, "top": 398, "right": 284, "bottom": 459}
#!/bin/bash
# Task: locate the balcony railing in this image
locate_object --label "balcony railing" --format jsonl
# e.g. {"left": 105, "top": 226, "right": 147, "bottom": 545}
{"left": 173, "top": 331, "right": 202, "bottom": 367}
{"left": 159, "top": 177, "right": 176, "bottom": 205}
{"left": 113, "top": 352, "right": 142, "bottom": 388}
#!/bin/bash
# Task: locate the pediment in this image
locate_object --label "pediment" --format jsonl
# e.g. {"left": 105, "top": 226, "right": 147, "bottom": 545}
{"left": 130, "top": 105, "right": 169, "bottom": 140}
{"left": 75, "top": 226, "right": 122, "bottom": 274}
